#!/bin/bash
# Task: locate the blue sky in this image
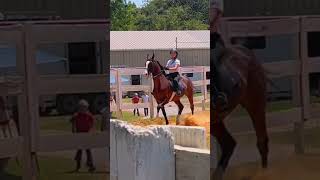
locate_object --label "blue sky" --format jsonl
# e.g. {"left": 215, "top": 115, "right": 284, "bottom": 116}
{"left": 129, "top": 0, "right": 144, "bottom": 7}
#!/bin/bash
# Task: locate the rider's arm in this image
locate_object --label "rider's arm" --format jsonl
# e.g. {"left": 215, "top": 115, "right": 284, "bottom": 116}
{"left": 168, "top": 60, "right": 180, "bottom": 72}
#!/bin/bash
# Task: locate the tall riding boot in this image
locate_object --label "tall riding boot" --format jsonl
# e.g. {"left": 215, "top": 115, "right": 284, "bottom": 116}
{"left": 173, "top": 79, "right": 181, "bottom": 95}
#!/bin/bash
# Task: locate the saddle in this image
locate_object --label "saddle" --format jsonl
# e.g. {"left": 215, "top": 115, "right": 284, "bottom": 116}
{"left": 167, "top": 76, "right": 186, "bottom": 93}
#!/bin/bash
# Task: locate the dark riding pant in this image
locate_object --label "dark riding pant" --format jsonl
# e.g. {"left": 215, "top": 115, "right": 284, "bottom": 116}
{"left": 167, "top": 72, "right": 180, "bottom": 92}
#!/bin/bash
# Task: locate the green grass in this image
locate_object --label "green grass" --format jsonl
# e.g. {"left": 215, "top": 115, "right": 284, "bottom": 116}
{"left": 40, "top": 115, "right": 103, "bottom": 133}
{"left": 1, "top": 156, "right": 108, "bottom": 180}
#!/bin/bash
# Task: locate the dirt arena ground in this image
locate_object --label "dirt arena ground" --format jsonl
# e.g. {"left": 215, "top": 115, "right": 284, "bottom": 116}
{"left": 224, "top": 154, "right": 320, "bottom": 180}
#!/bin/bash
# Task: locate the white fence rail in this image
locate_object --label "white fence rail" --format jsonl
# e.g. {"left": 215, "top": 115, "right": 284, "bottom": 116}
{"left": 0, "top": 20, "right": 110, "bottom": 180}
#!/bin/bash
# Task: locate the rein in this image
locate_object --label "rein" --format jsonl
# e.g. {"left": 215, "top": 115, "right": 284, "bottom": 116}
{"left": 152, "top": 70, "right": 164, "bottom": 79}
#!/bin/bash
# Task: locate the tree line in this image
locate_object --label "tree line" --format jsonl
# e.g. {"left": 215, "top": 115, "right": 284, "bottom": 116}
{"left": 111, "top": 0, "right": 209, "bottom": 31}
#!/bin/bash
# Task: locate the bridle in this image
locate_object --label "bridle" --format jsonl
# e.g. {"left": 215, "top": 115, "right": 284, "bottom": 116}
{"left": 146, "top": 60, "right": 164, "bottom": 79}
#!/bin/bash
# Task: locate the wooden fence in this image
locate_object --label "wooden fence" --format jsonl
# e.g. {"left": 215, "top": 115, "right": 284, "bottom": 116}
{"left": 219, "top": 16, "right": 320, "bottom": 153}
{"left": 110, "top": 66, "right": 210, "bottom": 118}
{"left": 0, "top": 20, "right": 109, "bottom": 180}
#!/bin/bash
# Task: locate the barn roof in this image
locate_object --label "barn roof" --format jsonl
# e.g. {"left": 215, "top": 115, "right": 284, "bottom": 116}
{"left": 110, "top": 31, "right": 209, "bottom": 51}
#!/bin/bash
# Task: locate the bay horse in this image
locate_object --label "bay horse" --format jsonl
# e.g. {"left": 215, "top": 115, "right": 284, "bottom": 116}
{"left": 144, "top": 53, "right": 194, "bottom": 125}
{"left": 211, "top": 35, "right": 269, "bottom": 179}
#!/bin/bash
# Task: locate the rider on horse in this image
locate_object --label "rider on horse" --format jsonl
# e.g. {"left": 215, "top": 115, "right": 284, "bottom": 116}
{"left": 165, "top": 48, "right": 182, "bottom": 96}
{"left": 211, "top": 0, "right": 230, "bottom": 109}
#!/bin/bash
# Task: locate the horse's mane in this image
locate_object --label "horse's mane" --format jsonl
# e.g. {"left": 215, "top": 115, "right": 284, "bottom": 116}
{"left": 154, "top": 60, "right": 166, "bottom": 75}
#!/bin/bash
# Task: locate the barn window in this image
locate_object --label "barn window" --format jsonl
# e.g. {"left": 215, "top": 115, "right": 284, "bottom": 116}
{"left": 308, "top": 32, "right": 320, "bottom": 57}
{"left": 183, "top": 73, "right": 193, "bottom": 77}
{"left": 231, "top": 36, "right": 266, "bottom": 49}
{"left": 131, "top": 75, "right": 141, "bottom": 85}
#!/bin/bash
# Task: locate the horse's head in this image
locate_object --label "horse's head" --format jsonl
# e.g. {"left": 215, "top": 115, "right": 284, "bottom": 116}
{"left": 144, "top": 53, "right": 162, "bottom": 77}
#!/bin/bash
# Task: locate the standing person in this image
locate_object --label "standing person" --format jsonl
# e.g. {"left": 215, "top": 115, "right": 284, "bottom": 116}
{"left": 210, "top": 0, "right": 228, "bottom": 107}
{"left": 132, "top": 93, "right": 140, "bottom": 116}
{"left": 70, "top": 99, "right": 96, "bottom": 172}
{"left": 165, "top": 48, "right": 182, "bottom": 96}
{"left": 109, "top": 93, "right": 116, "bottom": 118}
{"left": 0, "top": 97, "right": 11, "bottom": 138}
{"left": 141, "top": 92, "right": 149, "bottom": 117}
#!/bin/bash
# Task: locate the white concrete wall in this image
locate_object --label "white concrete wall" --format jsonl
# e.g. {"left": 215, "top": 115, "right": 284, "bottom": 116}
{"left": 110, "top": 119, "right": 175, "bottom": 180}
{"left": 175, "top": 145, "right": 210, "bottom": 180}
{"left": 165, "top": 125, "right": 207, "bottom": 149}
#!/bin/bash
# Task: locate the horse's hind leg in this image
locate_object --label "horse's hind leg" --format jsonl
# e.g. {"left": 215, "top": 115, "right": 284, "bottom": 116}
{"left": 187, "top": 94, "right": 194, "bottom": 115}
{"left": 212, "top": 121, "right": 236, "bottom": 179}
{"left": 174, "top": 100, "right": 184, "bottom": 125}
{"left": 244, "top": 103, "right": 269, "bottom": 168}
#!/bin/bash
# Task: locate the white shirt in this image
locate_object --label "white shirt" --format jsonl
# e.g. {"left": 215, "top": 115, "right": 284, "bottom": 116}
{"left": 166, "top": 59, "right": 181, "bottom": 73}
{"left": 142, "top": 95, "right": 149, "bottom": 103}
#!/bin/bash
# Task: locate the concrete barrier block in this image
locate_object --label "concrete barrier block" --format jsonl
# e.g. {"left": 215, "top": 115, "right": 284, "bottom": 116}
{"left": 110, "top": 119, "right": 175, "bottom": 180}
{"left": 175, "top": 145, "right": 210, "bottom": 180}
{"left": 165, "top": 125, "right": 207, "bottom": 149}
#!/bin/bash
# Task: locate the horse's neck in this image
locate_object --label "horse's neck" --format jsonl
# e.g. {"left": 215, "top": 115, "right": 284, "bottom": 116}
{"left": 153, "top": 75, "right": 169, "bottom": 92}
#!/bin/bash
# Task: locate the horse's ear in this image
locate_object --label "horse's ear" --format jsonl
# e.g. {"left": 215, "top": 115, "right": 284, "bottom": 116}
{"left": 147, "top": 54, "right": 149, "bottom": 59}
{"left": 151, "top": 52, "right": 155, "bottom": 60}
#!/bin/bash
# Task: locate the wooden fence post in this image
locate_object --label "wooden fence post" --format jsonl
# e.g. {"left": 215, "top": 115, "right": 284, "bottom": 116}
{"left": 295, "top": 16, "right": 308, "bottom": 154}
{"left": 115, "top": 69, "right": 122, "bottom": 119}
{"left": 24, "top": 23, "right": 41, "bottom": 180}
{"left": 149, "top": 78, "right": 154, "bottom": 118}
{"left": 201, "top": 67, "right": 207, "bottom": 111}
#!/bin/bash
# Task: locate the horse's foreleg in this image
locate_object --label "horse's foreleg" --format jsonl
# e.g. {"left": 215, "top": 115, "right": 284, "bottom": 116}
{"left": 160, "top": 106, "right": 169, "bottom": 125}
{"left": 212, "top": 121, "right": 236, "bottom": 178}
{"left": 174, "top": 100, "right": 184, "bottom": 125}
{"left": 246, "top": 106, "right": 269, "bottom": 168}
{"left": 156, "top": 106, "right": 161, "bottom": 118}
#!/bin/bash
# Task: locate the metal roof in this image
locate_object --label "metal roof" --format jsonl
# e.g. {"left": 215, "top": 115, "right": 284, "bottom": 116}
{"left": 110, "top": 31, "right": 210, "bottom": 51}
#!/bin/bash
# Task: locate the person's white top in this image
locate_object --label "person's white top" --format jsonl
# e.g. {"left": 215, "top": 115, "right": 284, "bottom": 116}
{"left": 211, "top": 0, "right": 224, "bottom": 11}
{"left": 142, "top": 94, "right": 149, "bottom": 103}
{"left": 166, "top": 59, "right": 181, "bottom": 73}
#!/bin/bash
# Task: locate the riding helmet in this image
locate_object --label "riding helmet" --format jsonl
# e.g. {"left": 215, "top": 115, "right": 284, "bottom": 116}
{"left": 170, "top": 48, "right": 178, "bottom": 56}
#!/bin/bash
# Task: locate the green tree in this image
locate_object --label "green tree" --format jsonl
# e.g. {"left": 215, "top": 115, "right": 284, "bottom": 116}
{"left": 111, "top": 0, "right": 209, "bottom": 30}
{"left": 111, "top": 0, "right": 139, "bottom": 30}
